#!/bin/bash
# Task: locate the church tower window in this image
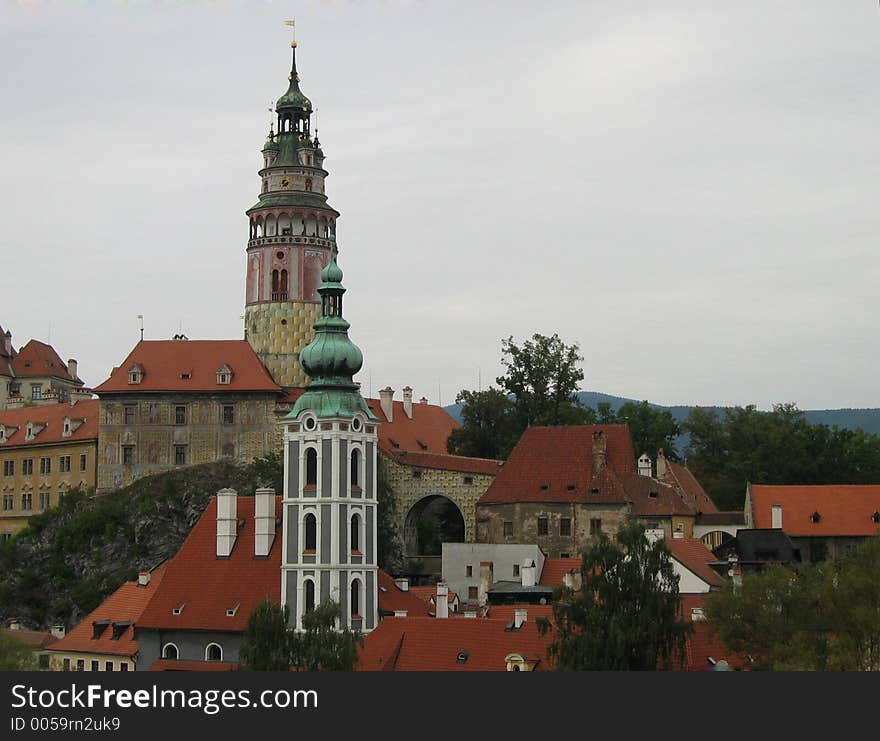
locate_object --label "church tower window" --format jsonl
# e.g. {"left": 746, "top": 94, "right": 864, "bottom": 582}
{"left": 304, "top": 579, "right": 316, "bottom": 614}
{"left": 350, "top": 513, "right": 360, "bottom": 553}
{"left": 305, "top": 448, "right": 317, "bottom": 487}
{"left": 350, "top": 449, "right": 360, "bottom": 488}
{"left": 304, "top": 512, "right": 317, "bottom": 552}
{"left": 350, "top": 579, "right": 360, "bottom": 618}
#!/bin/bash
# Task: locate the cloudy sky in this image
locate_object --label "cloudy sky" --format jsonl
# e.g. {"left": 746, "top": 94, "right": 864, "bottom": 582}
{"left": 2, "top": 1, "right": 877, "bottom": 410}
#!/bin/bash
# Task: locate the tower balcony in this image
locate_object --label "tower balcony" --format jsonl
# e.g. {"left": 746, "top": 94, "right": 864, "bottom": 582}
{"left": 247, "top": 234, "right": 334, "bottom": 250}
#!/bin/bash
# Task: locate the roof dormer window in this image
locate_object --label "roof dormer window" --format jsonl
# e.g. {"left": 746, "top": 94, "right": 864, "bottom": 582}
{"left": 810, "top": 511, "right": 821, "bottom": 523}
{"left": 172, "top": 604, "right": 185, "bottom": 616}
{"left": 216, "top": 364, "right": 233, "bottom": 385}
{"left": 128, "top": 364, "right": 144, "bottom": 385}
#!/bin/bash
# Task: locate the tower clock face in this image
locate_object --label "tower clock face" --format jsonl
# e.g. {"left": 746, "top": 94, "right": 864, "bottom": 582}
{"left": 281, "top": 177, "right": 290, "bottom": 188}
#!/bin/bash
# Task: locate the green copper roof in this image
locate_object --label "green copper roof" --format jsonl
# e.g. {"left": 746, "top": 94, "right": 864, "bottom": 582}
{"left": 246, "top": 191, "right": 338, "bottom": 215}
{"left": 277, "top": 43, "right": 313, "bottom": 112}
{"left": 262, "top": 133, "right": 280, "bottom": 152}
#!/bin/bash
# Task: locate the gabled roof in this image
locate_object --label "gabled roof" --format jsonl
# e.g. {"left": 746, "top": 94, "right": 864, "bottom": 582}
{"left": 357, "top": 616, "right": 554, "bottom": 671}
{"left": 665, "top": 538, "right": 724, "bottom": 588}
{"left": 93, "top": 340, "right": 281, "bottom": 394}
{"left": 376, "top": 572, "right": 431, "bottom": 617}
{"left": 662, "top": 460, "right": 720, "bottom": 514}
{"left": 137, "top": 497, "right": 283, "bottom": 632}
{"left": 478, "top": 425, "right": 637, "bottom": 505}
{"left": 365, "top": 398, "right": 460, "bottom": 455}
{"left": 750, "top": 484, "right": 880, "bottom": 537}
{"left": 49, "top": 563, "right": 167, "bottom": 658}
{"left": 0, "top": 399, "right": 99, "bottom": 448}
{"left": 10, "top": 340, "right": 78, "bottom": 382}
{"left": 538, "top": 557, "right": 583, "bottom": 587}
{"left": 623, "top": 474, "right": 695, "bottom": 517}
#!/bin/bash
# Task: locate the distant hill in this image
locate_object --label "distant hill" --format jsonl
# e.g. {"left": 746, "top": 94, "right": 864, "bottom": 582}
{"left": 444, "top": 392, "right": 880, "bottom": 449}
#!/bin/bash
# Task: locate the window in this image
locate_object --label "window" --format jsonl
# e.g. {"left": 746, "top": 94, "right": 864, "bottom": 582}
{"left": 503, "top": 521, "right": 513, "bottom": 537}
{"left": 91, "top": 660, "right": 99, "bottom": 672}
{"left": 513, "top": 564, "right": 521, "bottom": 577}
{"left": 590, "top": 518, "right": 602, "bottom": 535}
{"left": 174, "top": 445, "right": 187, "bottom": 466}
{"left": 537, "top": 517, "right": 549, "bottom": 536}
{"left": 104, "top": 661, "right": 113, "bottom": 672}
{"left": 119, "top": 663, "right": 128, "bottom": 672}
{"left": 468, "top": 586, "right": 478, "bottom": 600}
{"left": 39, "top": 492, "right": 50, "bottom": 510}
{"left": 412, "top": 470, "right": 422, "bottom": 479}
{"left": 222, "top": 405, "right": 234, "bottom": 424}
{"left": 463, "top": 476, "right": 474, "bottom": 485}
{"left": 31, "top": 384, "right": 42, "bottom": 400}
{"left": 80, "top": 453, "right": 87, "bottom": 472}
{"left": 22, "top": 458, "right": 33, "bottom": 476}
{"left": 465, "top": 565, "right": 473, "bottom": 577}
{"left": 350, "top": 514, "right": 360, "bottom": 552}
{"left": 175, "top": 406, "right": 187, "bottom": 425}
{"left": 350, "top": 580, "right": 361, "bottom": 617}
{"left": 350, "top": 449, "right": 360, "bottom": 488}
{"left": 560, "top": 517, "right": 572, "bottom": 536}
{"left": 304, "top": 580, "right": 316, "bottom": 614}
{"left": 122, "top": 446, "right": 134, "bottom": 465}
{"left": 63, "top": 658, "right": 70, "bottom": 671}
{"left": 3, "top": 461, "right": 13, "bottom": 477}
{"left": 205, "top": 643, "right": 223, "bottom": 662}
{"left": 2, "top": 495, "right": 13, "bottom": 511}
{"left": 305, "top": 448, "right": 317, "bottom": 487}
{"left": 40, "top": 457, "right": 51, "bottom": 475}
{"left": 76, "top": 659, "right": 84, "bottom": 671}
{"left": 59, "top": 455, "right": 71, "bottom": 473}
{"left": 162, "top": 643, "right": 179, "bottom": 660}
{"left": 21, "top": 493, "right": 32, "bottom": 510}
{"left": 123, "top": 405, "right": 136, "bottom": 425}
{"left": 216, "top": 370, "right": 232, "bottom": 385}
{"left": 304, "top": 513, "right": 317, "bottom": 552}
{"left": 305, "top": 177, "right": 313, "bottom": 191}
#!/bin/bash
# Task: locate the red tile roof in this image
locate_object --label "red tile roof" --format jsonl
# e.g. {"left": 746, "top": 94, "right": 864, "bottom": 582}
{"left": 49, "top": 563, "right": 167, "bottom": 658}
{"left": 93, "top": 340, "right": 281, "bottom": 394}
{"left": 623, "top": 474, "right": 695, "bottom": 517}
{"left": 386, "top": 449, "right": 502, "bottom": 475}
{"left": 0, "top": 399, "right": 99, "bottom": 448}
{"left": 149, "top": 659, "right": 238, "bottom": 672}
{"left": 138, "top": 497, "right": 282, "bottom": 632}
{"left": 662, "top": 460, "right": 720, "bottom": 514}
{"left": 478, "top": 425, "right": 637, "bottom": 505}
{"left": 665, "top": 538, "right": 724, "bottom": 588}
{"left": 366, "top": 398, "right": 459, "bottom": 455}
{"left": 408, "top": 586, "right": 458, "bottom": 606}
{"left": 677, "top": 594, "right": 748, "bottom": 671}
{"left": 1, "top": 628, "right": 58, "bottom": 650}
{"left": 377, "top": 572, "right": 431, "bottom": 617}
{"left": 750, "top": 484, "right": 880, "bottom": 537}
{"left": 483, "top": 604, "right": 555, "bottom": 623}
{"left": 357, "top": 616, "right": 554, "bottom": 671}
{"left": 538, "top": 557, "right": 583, "bottom": 587}
{"left": 10, "top": 340, "right": 78, "bottom": 381}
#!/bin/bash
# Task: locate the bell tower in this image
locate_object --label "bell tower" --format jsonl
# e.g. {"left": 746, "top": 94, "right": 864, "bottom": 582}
{"left": 245, "top": 38, "right": 338, "bottom": 387}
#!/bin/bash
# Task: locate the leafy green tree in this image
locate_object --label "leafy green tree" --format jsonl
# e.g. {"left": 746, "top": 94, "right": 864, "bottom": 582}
{"left": 376, "top": 456, "right": 404, "bottom": 571}
{"left": 446, "top": 388, "right": 518, "bottom": 459}
{"left": 289, "top": 599, "right": 362, "bottom": 671}
{"left": 0, "top": 631, "right": 37, "bottom": 671}
{"left": 239, "top": 598, "right": 292, "bottom": 671}
{"left": 540, "top": 522, "right": 691, "bottom": 670}
{"left": 613, "top": 401, "right": 681, "bottom": 460}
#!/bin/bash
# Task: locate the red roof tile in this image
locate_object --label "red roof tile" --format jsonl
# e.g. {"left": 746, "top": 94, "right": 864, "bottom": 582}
{"left": 408, "top": 586, "right": 458, "bottom": 606}
{"left": 483, "top": 604, "right": 555, "bottom": 623}
{"left": 538, "top": 557, "right": 583, "bottom": 587}
{"left": 623, "top": 474, "right": 695, "bottom": 517}
{"left": 1, "top": 628, "right": 58, "bottom": 650}
{"left": 49, "top": 563, "right": 167, "bottom": 658}
{"left": 93, "top": 340, "right": 281, "bottom": 394}
{"left": 0, "top": 399, "right": 99, "bottom": 449}
{"left": 377, "top": 572, "right": 431, "bottom": 617}
{"left": 750, "top": 484, "right": 880, "bottom": 537}
{"left": 662, "top": 460, "right": 719, "bottom": 514}
{"left": 478, "top": 426, "right": 637, "bottom": 505}
{"left": 138, "top": 497, "right": 282, "bottom": 632}
{"left": 665, "top": 538, "right": 724, "bottom": 588}
{"left": 358, "top": 616, "right": 554, "bottom": 671}
{"left": 10, "top": 340, "right": 78, "bottom": 381}
{"left": 677, "top": 594, "right": 748, "bottom": 671}
{"left": 366, "top": 398, "right": 459, "bottom": 455}
{"left": 387, "top": 450, "right": 502, "bottom": 475}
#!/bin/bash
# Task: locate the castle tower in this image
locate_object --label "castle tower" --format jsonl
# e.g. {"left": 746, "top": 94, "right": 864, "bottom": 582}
{"left": 280, "top": 257, "right": 380, "bottom": 632}
{"left": 245, "top": 39, "right": 338, "bottom": 387}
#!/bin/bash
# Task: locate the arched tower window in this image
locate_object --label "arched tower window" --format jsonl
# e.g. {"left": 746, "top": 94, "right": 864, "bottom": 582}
{"left": 305, "top": 177, "right": 313, "bottom": 192}
{"left": 304, "top": 579, "right": 316, "bottom": 614}
{"left": 162, "top": 643, "right": 178, "bottom": 660}
{"left": 350, "top": 513, "right": 360, "bottom": 553}
{"left": 351, "top": 449, "right": 360, "bottom": 488}
{"left": 279, "top": 270, "right": 288, "bottom": 300}
{"left": 272, "top": 270, "right": 280, "bottom": 301}
{"left": 350, "top": 579, "right": 360, "bottom": 617}
{"left": 205, "top": 643, "right": 223, "bottom": 662}
{"left": 305, "top": 448, "right": 317, "bottom": 487}
{"left": 304, "top": 513, "right": 317, "bottom": 552}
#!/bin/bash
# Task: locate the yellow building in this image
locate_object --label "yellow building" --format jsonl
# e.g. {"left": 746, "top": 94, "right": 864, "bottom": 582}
{"left": 0, "top": 399, "right": 98, "bottom": 540}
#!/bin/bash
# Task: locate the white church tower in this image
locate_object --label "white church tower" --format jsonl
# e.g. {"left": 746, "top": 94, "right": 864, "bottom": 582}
{"left": 280, "top": 256, "right": 380, "bottom": 632}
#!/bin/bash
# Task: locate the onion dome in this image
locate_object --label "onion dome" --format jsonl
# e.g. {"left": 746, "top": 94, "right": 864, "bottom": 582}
{"left": 276, "top": 41, "right": 313, "bottom": 112}
{"left": 262, "top": 131, "right": 280, "bottom": 152}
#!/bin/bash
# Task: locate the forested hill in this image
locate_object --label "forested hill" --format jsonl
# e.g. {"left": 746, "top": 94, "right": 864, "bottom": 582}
{"left": 445, "top": 392, "right": 880, "bottom": 440}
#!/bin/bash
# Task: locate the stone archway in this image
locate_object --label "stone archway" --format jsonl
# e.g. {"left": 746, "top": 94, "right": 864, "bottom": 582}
{"left": 404, "top": 494, "right": 466, "bottom": 559}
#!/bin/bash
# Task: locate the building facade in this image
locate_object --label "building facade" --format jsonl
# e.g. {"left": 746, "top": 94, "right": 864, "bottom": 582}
{"left": 0, "top": 399, "right": 98, "bottom": 539}
{"left": 244, "top": 40, "right": 338, "bottom": 388}
{"left": 0, "top": 327, "right": 85, "bottom": 410}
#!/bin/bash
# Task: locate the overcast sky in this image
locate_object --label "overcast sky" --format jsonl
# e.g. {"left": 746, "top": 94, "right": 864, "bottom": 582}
{"left": 1, "top": 1, "right": 878, "bottom": 410}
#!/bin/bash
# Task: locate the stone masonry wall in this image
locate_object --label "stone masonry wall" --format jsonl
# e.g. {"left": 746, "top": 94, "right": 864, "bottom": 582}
{"left": 246, "top": 301, "right": 320, "bottom": 387}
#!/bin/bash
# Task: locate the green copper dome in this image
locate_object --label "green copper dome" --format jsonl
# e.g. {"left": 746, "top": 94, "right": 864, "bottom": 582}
{"left": 277, "top": 43, "right": 313, "bottom": 112}
{"left": 262, "top": 133, "right": 280, "bottom": 152}
{"left": 320, "top": 259, "right": 343, "bottom": 285}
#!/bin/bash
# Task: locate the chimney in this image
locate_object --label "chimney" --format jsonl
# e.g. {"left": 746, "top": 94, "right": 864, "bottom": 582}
{"left": 419, "top": 396, "right": 428, "bottom": 405}
{"left": 638, "top": 453, "right": 652, "bottom": 477}
{"left": 521, "top": 559, "right": 536, "bottom": 587}
{"left": 562, "top": 570, "right": 582, "bottom": 591}
{"left": 2, "top": 330, "right": 11, "bottom": 357}
{"left": 67, "top": 358, "right": 78, "bottom": 381}
{"left": 137, "top": 571, "right": 151, "bottom": 587}
{"left": 394, "top": 577, "right": 409, "bottom": 592}
{"left": 656, "top": 448, "right": 668, "bottom": 478}
{"left": 435, "top": 582, "right": 449, "bottom": 619}
{"left": 478, "top": 561, "right": 494, "bottom": 606}
{"left": 254, "top": 487, "right": 276, "bottom": 557}
{"left": 591, "top": 430, "right": 607, "bottom": 473}
{"left": 49, "top": 624, "right": 66, "bottom": 640}
{"left": 216, "top": 488, "right": 238, "bottom": 557}
{"left": 402, "top": 386, "right": 413, "bottom": 419}
{"left": 771, "top": 504, "right": 783, "bottom": 529}
{"left": 379, "top": 386, "right": 394, "bottom": 422}
{"left": 514, "top": 609, "right": 528, "bottom": 629}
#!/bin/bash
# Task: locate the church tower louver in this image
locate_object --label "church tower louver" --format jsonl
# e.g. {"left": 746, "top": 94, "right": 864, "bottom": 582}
{"left": 245, "top": 39, "right": 338, "bottom": 387}
{"left": 280, "top": 253, "right": 380, "bottom": 632}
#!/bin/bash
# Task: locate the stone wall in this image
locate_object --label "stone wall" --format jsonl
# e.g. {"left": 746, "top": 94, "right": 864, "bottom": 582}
{"left": 245, "top": 300, "right": 320, "bottom": 387}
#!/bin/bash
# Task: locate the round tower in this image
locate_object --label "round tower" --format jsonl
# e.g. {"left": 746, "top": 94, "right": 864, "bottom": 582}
{"left": 245, "top": 39, "right": 338, "bottom": 387}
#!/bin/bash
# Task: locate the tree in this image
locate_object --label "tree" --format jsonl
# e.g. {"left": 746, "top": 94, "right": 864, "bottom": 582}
{"left": 0, "top": 631, "right": 37, "bottom": 671}
{"left": 540, "top": 522, "right": 691, "bottom": 670}
{"left": 611, "top": 401, "right": 681, "bottom": 460}
{"left": 376, "top": 456, "right": 404, "bottom": 572}
{"left": 289, "top": 599, "right": 362, "bottom": 672}
{"left": 497, "top": 333, "right": 590, "bottom": 429}
{"left": 446, "top": 388, "right": 518, "bottom": 459}
{"left": 239, "top": 598, "right": 292, "bottom": 671}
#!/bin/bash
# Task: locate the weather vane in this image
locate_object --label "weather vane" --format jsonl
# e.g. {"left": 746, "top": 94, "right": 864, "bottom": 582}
{"left": 285, "top": 18, "right": 295, "bottom": 46}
